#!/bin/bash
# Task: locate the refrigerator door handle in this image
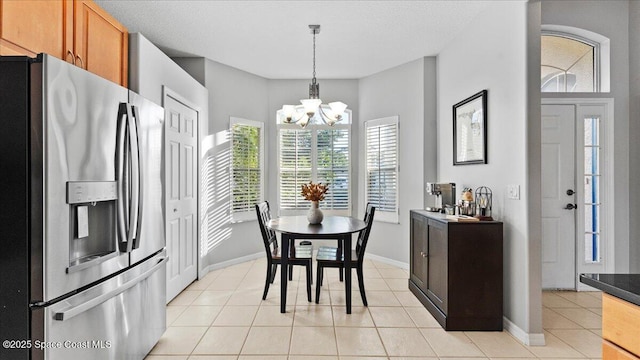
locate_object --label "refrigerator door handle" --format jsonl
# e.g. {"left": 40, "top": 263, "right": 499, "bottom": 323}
{"left": 116, "top": 103, "right": 129, "bottom": 252}
{"left": 53, "top": 257, "right": 168, "bottom": 321}
{"left": 130, "top": 105, "right": 143, "bottom": 249}
{"left": 127, "top": 104, "right": 141, "bottom": 249}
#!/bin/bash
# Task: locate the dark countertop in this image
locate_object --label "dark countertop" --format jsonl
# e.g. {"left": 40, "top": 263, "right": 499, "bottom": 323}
{"left": 580, "top": 274, "right": 640, "bottom": 306}
{"left": 410, "top": 209, "right": 502, "bottom": 224}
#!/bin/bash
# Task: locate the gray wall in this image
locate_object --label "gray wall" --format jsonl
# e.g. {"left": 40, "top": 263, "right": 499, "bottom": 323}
{"left": 629, "top": 1, "right": 640, "bottom": 272}
{"left": 358, "top": 58, "right": 435, "bottom": 264}
{"left": 437, "top": 1, "right": 541, "bottom": 339}
{"left": 542, "top": 0, "right": 631, "bottom": 272}
{"left": 175, "top": 57, "right": 270, "bottom": 269}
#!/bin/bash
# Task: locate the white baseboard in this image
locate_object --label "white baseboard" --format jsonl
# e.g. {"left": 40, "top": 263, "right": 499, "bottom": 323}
{"left": 365, "top": 253, "right": 409, "bottom": 270}
{"left": 199, "top": 252, "right": 263, "bottom": 279}
{"left": 503, "top": 317, "right": 546, "bottom": 346}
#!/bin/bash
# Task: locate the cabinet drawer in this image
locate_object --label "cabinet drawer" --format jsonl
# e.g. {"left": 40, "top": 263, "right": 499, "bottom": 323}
{"left": 603, "top": 293, "right": 640, "bottom": 356}
{"left": 603, "top": 340, "right": 640, "bottom": 360}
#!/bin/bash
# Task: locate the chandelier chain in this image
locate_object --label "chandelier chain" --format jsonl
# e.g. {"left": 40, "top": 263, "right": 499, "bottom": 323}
{"left": 312, "top": 29, "right": 316, "bottom": 81}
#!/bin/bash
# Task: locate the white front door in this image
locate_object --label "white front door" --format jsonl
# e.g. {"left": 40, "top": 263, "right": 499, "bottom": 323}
{"left": 164, "top": 92, "right": 198, "bottom": 303}
{"left": 541, "top": 104, "right": 577, "bottom": 289}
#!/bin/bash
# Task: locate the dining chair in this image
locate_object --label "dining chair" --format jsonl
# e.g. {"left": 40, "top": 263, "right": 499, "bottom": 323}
{"left": 315, "top": 203, "right": 375, "bottom": 306}
{"left": 255, "top": 201, "right": 312, "bottom": 302}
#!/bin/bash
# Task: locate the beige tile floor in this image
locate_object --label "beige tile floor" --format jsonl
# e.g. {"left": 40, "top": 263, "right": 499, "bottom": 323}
{"left": 146, "top": 258, "right": 604, "bottom": 360}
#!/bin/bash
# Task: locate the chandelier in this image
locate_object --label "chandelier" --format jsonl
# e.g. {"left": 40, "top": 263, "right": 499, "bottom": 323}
{"left": 281, "top": 25, "right": 348, "bottom": 128}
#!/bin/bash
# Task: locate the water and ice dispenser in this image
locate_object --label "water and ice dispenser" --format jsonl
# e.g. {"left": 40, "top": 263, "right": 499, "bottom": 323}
{"left": 66, "top": 181, "right": 118, "bottom": 272}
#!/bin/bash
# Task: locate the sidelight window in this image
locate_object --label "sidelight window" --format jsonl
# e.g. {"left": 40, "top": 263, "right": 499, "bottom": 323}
{"left": 584, "top": 116, "right": 600, "bottom": 263}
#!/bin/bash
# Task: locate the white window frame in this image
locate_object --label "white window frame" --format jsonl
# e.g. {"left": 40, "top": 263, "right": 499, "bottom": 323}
{"left": 276, "top": 110, "right": 352, "bottom": 217}
{"left": 229, "top": 117, "right": 264, "bottom": 222}
{"left": 364, "top": 116, "right": 399, "bottom": 223}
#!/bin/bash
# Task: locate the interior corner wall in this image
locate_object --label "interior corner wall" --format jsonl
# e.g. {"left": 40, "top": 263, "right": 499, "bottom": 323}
{"left": 628, "top": 1, "right": 640, "bottom": 272}
{"left": 173, "top": 57, "right": 206, "bottom": 87}
{"left": 128, "top": 33, "right": 208, "bottom": 111}
{"left": 541, "top": 0, "right": 631, "bottom": 273}
{"left": 358, "top": 58, "right": 429, "bottom": 264}
{"left": 436, "top": 1, "right": 539, "bottom": 337}
{"left": 424, "top": 57, "right": 438, "bottom": 209}
{"left": 128, "top": 32, "right": 210, "bottom": 274}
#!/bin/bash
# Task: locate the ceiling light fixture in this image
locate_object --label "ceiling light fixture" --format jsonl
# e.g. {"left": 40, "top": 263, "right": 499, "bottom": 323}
{"left": 281, "top": 25, "right": 348, "bottom": 128}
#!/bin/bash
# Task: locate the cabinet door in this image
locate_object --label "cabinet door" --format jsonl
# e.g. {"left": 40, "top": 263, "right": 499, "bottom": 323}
{"left": 602, "top": 340, "right": 640, "bottom": 360}
{"left": 410, "top": 213, "right": 429, "bottom": 290}
{"left": 74, "top": 0, "right": 128, "bottom": 86}
{"left": 0, "top": 0, "right": 73, "bottom": 61}
{"left": 426, "top": 219, "right": 448, "bottom": 313}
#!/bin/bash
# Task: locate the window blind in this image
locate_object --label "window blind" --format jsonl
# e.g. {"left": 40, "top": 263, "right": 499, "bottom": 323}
{"left": 317, "top": 129, "right": 349, "bottom": 210}
{"left": 279, "top": 128, "right": 312, "bottom": 210}
{"left": 365, "top": 117, "right": 398, "bottom": 222}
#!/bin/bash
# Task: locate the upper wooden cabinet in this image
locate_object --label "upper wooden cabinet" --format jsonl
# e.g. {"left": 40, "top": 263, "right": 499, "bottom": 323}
{"left": 73, "top": 0, "right": 127, "bottom": 86}
{"left": 0, "top": 0, "right": 72, "bottom": 59}
{"left": 0, "top": 0, "right": 127, "bottom": 86}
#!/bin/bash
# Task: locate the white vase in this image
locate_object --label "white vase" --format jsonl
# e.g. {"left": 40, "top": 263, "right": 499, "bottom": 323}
{"left": 307, "top": 201, "right": 324, "bottom": 224}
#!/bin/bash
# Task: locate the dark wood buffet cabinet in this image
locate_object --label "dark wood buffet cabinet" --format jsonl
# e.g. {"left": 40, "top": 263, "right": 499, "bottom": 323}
{"left": 409, "top": 210, "right": 503, "bottom": 331}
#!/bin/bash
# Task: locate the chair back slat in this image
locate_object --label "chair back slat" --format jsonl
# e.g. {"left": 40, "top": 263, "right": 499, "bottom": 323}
{"left": 255, "top": 201, "right": 278, "bottom": 260}
{"left": 355, "top": 203, "right": 375, "bottom": 261}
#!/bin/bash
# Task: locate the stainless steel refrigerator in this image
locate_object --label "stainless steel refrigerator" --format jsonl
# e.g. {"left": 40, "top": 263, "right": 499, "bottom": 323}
{"left": 0, "top": 54, "right": 167, "bottom": 360}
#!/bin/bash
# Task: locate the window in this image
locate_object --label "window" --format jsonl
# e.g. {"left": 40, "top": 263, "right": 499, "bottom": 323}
{"left": 230, "top": 117, "right": 264, "bottom": 222}
{"left": 365, "top": 116, "right": 399, "bottom": 223}
{"left": 277, "top": 111, "right": 351, "bottom": 215}
{"left": 541, "top": 27, "right": 610, "bottom": 93}
{"left": 583, "top": 116, "right": 600, "bottom": 263}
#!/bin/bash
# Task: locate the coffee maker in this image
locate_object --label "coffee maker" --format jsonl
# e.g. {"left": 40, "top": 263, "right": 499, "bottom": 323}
{"left": 426, "top": 182, "right": 456, "bottom": 213}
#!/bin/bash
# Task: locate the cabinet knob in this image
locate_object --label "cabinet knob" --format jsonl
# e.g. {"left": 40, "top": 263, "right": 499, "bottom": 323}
{"left": 420, "top": 251, "right": 427, "bottom": 257}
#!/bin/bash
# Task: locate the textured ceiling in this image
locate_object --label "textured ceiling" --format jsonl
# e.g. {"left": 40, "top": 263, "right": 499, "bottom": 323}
{"left": 96, "top": 0, "right": 499, "bottom": 79}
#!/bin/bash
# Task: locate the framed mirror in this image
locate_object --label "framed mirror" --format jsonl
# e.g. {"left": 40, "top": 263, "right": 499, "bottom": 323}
{"left": 453, "top": 90, "right": 487, "bottom": 165}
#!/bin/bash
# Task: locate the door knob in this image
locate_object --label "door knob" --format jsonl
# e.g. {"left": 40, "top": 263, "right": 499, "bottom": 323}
{"left": 566, "top": 189, "right": 575, "bottom": 196}
{"left": 563, "top": 203, "right": 577, "bottom": 210}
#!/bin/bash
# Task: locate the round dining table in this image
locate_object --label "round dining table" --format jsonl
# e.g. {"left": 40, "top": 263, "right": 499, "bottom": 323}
{"left": 267, "top": 215, "right": 367, "bottom": 314}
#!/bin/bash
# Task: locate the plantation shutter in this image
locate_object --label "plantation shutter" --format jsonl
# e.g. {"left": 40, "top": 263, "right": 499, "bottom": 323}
{"left": 365, "top": 116, "right": 399, "bottom": 223}
{"left": 230, "top": 118, "right": 263, "bottom": 221}
{"left": 279, "top": 128, "right": 312, "bottom": 210}
{"left": 317, "top": 129, "right": 350, "bottom": 210}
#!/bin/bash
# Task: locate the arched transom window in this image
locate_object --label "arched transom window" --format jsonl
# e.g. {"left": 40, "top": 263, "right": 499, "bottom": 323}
{"left": 541, "top": 33, "right": 599, "bottom": 92}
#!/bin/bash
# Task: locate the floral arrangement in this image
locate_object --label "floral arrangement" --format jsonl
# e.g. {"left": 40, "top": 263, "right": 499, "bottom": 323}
{"left": 301, "top": 181, "right": 329, "bottom": 202}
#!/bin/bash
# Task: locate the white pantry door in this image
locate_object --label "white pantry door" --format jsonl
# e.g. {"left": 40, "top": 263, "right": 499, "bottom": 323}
{"left": 164, "top": 92, "right": 198, "bottom": 303}
{"left": 541, "top": 104, "right": 577, "bottom": 289}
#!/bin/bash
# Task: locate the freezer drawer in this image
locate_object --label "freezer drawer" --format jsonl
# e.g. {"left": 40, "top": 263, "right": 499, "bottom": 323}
{"left": 38, "top": 251, "right": 167, "bottom": 360}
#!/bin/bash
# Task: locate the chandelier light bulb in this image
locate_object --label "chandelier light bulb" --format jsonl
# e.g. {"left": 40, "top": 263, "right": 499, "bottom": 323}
{"left": 282, "top": 105, "right": 295, "bottom": 123}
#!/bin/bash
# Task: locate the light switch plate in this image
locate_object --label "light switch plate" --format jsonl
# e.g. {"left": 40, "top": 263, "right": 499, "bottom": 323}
{"left": 507, "top": 184, "right": 520, "bottom": 200}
